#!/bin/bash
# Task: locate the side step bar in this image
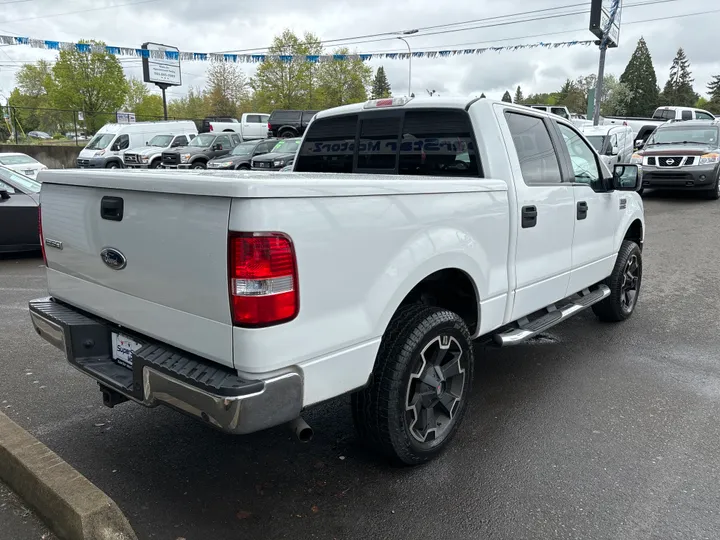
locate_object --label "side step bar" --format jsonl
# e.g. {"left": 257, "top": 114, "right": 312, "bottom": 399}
{"left": 493, "top": 285, "right": 611, "bottom": 346}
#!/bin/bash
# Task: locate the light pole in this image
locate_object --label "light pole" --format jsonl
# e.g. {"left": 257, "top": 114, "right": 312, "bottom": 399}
{"left": 396, "top": 29, "right": 418, "bottom": 97}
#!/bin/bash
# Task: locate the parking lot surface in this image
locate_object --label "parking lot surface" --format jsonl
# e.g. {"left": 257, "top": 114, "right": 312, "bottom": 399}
{"left": 1, "top": 192, "right": 720, "bottom": 540}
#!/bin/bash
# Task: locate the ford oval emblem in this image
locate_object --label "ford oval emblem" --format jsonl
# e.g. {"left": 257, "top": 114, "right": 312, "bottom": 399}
{"left": 100, "top": 247, "right": 127, "bottom": 270}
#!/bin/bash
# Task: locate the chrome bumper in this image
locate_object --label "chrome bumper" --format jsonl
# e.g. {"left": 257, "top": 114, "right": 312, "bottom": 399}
{"left": 29, "top": 297, "right": 303, "bottom": 435}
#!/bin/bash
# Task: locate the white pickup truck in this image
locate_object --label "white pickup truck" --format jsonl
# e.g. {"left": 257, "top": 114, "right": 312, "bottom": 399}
{"left": 30, "top": 97, "right": 645, "bottom": 465}
{"left": 201, "top": 113, "right": 270, "bottom": 141}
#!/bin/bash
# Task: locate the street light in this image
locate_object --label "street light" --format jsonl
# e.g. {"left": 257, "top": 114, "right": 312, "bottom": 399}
{"left": 396, "top": 29, "right": 418, "bottom": 97}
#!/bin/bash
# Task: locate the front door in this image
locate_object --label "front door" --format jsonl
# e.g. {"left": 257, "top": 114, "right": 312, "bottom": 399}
{"left": 553, "top": 121, "right": 618, "bottom": 294}
{"left": 502, "top": 109, "right": 575, "bottom": 320}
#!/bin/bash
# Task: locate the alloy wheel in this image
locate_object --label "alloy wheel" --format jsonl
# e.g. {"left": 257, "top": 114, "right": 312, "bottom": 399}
{"left": 620, "top": 254, "right": 640, "bottom": 311}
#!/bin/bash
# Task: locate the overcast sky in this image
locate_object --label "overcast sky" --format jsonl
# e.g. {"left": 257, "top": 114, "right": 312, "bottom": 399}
{"left": 0, "top": 0, "right": 718, "bottom": 105}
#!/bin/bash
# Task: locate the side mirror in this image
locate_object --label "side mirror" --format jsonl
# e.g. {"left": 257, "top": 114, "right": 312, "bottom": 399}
{"left": 0, "top": 189, "right": 10, "bottom": 200}
{"left": 610, "top": 146, "right": 619, "bottom": 156}
{"left": 213, "top": 144, "right": 221, "bottom": 151}
{"left": 145, "top": 141, "right": 149, "bottom": 146}
{"left": 635, "top": 139, "right": 645, "bottom": 150}
{"left": 612, "top": 164, "right": 642, "bottom": 191}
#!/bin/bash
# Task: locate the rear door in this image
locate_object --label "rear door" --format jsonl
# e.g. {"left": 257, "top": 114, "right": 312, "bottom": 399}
{"left": 552, "top": 121, "right": 617, "bottom": 294}
{"left": 501, "top": 109, "right": 575, "bottom": 319}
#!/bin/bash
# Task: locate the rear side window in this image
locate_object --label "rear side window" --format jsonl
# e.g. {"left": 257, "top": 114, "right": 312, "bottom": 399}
{"left": 505, "top": 112, "right": 562, "bottom": 185}
{"left": 270, "top": 111, "right": 301, "bottom": 124}
{"left": 681, "top": 110, "right": 692, "bottom": 121}
{"left": 296, "top": 115, "right": 357, "bottom": 173}
{"left": 296, "top": 109, "right": 480, "bottom": 177}
{"left": 551, "top": 107, "right": 569, "bottom": 119}
{"left": 302, "top": 111, "right": 318, "bottom": 123}
{"left": 696, "top": 111, "right": 714, "bottom": 120}
{"left": 174, "top": 135, "right": 188, "bottom": 146}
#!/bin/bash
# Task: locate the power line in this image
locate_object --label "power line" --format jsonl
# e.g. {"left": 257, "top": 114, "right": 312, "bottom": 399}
{"left": 0, "top": 0, "right": 165, "bottom": 24}
{"left": 215, "top": 0, "right": 683, "bottom": 54}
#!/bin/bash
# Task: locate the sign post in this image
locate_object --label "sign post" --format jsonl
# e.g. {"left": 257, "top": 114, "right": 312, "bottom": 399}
{"left": 589, "top": 0, "right": 622, "bottom": 126}
{"left": 141, "top": 42, "right": 182, "bottom": 120}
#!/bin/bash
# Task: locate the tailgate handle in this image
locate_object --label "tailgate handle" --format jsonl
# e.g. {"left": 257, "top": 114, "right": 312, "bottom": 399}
{"left": 100, "top": 196, "right": 124, "bottom": 221}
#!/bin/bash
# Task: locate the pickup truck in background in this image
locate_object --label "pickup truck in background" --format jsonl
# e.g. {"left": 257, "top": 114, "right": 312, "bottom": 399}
{"left": 199, "top": 113, "right": 270, "bottom": 140}
{"left": 267, "top": 109, "right": 319, "bottom": 138}
{"left": 605, "top": 106, "right": 716, "bottom": 147}
{"left": 29, "top": 97, "right": 644, "bottom": 466}
{"left": 161, "top": 132, "right": 240, "bottom": 169}
{"left": 123, "top": 133, "right": 196, "bottom": 169}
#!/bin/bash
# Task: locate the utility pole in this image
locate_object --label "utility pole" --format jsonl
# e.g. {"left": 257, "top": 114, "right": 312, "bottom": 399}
{"left": 588, "top": 0, "right": 622, "bottom": 126}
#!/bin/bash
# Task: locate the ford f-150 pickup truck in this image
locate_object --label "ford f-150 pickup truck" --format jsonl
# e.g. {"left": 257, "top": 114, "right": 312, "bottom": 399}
{"left": 30, "top": 97, "right": 645, "bottom": 465}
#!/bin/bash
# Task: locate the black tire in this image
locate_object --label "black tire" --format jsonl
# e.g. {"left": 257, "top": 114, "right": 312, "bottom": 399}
{"left": 351, "top": 305, "right": 474, "bottom": 465}
{"left": 149, "top": 159, "right": 160, "bottom": 169}
{"left": 279, "top": 129, "right": 296, "bottom": 139}
{"left": 592, "top": 240, "right": 642, "bottom": 322}
{"left": 191, "top": 161, "right": 207, "bottom": 169}
{"left": 236, "top": 164, "right": 250, "bottom": 170}
{"left": 106, "top": 162, "right": 121, "bottom": 169}
{"left": 705, "top": 178, "right": 720, "bottom": 200}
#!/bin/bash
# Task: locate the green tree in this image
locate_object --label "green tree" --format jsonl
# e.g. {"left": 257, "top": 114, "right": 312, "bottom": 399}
{"left": 501, "top": 90, "right": 512, "bottom": 103}
{"left": 707, "top": 74, "right": 720, "bottom": 114}
{"left": 10, "top": 60, "right": 63, "bottom": 135}
{"left": 251, "top": 30, "right": 322, "bottom": 110}
{"left": 124, "top": 78, "right": 150, "bottom": 111}
{"left": 370, "top": 66, "right": 392, "bottom": 99}
{"left": 50, "top": 41, "right": 129, "bottom": 133}
{"left": 513, "top": 85, "right": 524, "bottom": 104}
{"left": 167, "top": 87, "right": 210, "bottom": 120}
{"left": 599, "top": 75, "right": 633, "bottom": 116}
{"left": 135, "top": 95, "right": 164, "bottom": 120}
{"left": 619, "top": 37, "right": 659, "bottom": 117}
{"left": 524, "top": 93, "right": 558, "bottom": 105}
{"left": 316, "top": 47, "right": 372, "bottom": 108}
{"left": 205, "top": 60, "right": 249, "bottom": 117}
{"left": 661, "top": 48, "right": 697, "bottom": 107}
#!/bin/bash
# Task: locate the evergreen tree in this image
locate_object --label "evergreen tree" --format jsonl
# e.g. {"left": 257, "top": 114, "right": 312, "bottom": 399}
{"left": 514, "top": 85, "right": 524, "bottom": 104}
{"left": 707, "top": 74, "right": 720, "bottom": 114}
{"left": 501, "top": 90, "right": 512, "bottom": 103}
{"left": 662, "top": 48, "right": 697, "bottom": 107}
{"left": 619, "top": 37, "right": 659, "bottom": 117}
{"left": 370, "top": 66, "right": 391, "bottom": 99}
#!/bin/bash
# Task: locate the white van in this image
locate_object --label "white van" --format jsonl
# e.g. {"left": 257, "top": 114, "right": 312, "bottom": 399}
{"left": 580, "top": 124, "right": 634, "bottom": 168}
{"left": 76, "top": 121, "right": 198, "bottom": 169}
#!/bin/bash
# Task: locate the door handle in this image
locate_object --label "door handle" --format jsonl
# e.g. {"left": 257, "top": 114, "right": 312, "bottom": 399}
{"left": 100, "top": 196, "right": 124, "bottom": 221}
{"left": 577, "top": 201, "right": 588, "bottom": 220}
{"left": 521, "top": 205, "right": 537, "bottom": 228}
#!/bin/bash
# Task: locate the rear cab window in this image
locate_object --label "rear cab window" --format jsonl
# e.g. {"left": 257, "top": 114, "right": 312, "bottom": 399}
{"left": 295, "top": 109, "right": 481, "bottom": 177}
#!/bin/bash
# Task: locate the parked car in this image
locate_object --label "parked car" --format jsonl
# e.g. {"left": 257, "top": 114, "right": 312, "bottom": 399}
{"left": 77, "top": 120, "right": 198, "bottom": 169}
{"left": 267, "top": 110, "right": 318, "bottom": 139}
{"left": 29, "top": 97, "right": 644, "bottom": 466}
{"left": 251, "top": 138, "right": 301, "bottom": 170}
{"left": 0, "top": 166, "right": 40, "bottom": 253}
{"left": 580, "top": 124, "right": 634, "bottom": 168}
{"left": 630, "top": 119, "right": 720, "bottom": 199}
{"left": 605, "top": 106, "right": 716, "bottom": 147}
{"left": 161, "top": 132, "right": 241, "bottom": 169}
{"left": 200, "top": 114, "right": 270, "bottom": 141}
{"left": 207, "top": 138, "right": 278, "bottom": 170}
{"left": 123, "top": 133, "right": 197, "bottom": 169}
{"left": 0, "top": 153, "right": 48, "bottom": 179}
{"left": 27, "top": 131, "right": 51, "bottom": 140}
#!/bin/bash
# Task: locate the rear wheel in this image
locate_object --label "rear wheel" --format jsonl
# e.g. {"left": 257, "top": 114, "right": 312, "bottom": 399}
{"left": 351, "top": 305, "right": 474, "bottom": 465}
{"left": 279, "top": 129, "right": 296, "bottom": 139}
{"left": 592, "top": 240, "right": 642, "bottom": 322}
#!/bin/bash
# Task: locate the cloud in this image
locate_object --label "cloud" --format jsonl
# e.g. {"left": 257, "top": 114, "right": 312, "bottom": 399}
{"left": 0, "top": 0, "right": 718, "bottom": 105}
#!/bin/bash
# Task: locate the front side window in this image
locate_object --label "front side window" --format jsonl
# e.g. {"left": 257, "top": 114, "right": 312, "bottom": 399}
{"left": 189, "top": 134, "right": 216, "bottom": 147}
{"left": 551, "top": 107, "right": 569, "bottom": 119}
{"left": 505, "top": 112, "right": 562, "bottom": 185}
{"left": 556, "top": 123, "right": 601, "bottom": 186}
{"left": 215, "top": 135, "right": 232, "bottom": 149}
{"left": 172, "top": 135, "right": 188, "bottom": 146}
{"left": 114, "top": 135, "right": 129, "bottom": 150}
{"left": 231, "top": 134, "right": 241, "bottom": 146}
{"left": 86, "top": 133, "right": 115, "bottom": 150}
{"left": 246, "top": 115, "right": 261, "bottom": 123}
{"left": 149, "top": 135, "right": 173, "bottom": 147}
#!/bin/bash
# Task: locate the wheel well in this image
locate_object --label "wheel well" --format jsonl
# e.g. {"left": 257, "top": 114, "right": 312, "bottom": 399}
{"left": 223, "top": 129, "right": 234, "bottom": 132}
{"left": 398, "top": 268, "right": 479, "bottom": 334}
{"left": 624, "top": 219, "right": 643, "bottom": 250}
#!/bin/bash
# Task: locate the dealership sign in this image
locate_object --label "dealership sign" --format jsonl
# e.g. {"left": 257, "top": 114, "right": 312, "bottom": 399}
{"left": 141, "top": 42, "right": 182, "bottom": 87}
{"left": 589, "top": 0, "right": 622, "bottom": 48}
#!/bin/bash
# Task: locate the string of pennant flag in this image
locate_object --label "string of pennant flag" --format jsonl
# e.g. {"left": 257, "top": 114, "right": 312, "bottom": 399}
{"left": 0, "top": 34, "right": 595, "bottom": 63}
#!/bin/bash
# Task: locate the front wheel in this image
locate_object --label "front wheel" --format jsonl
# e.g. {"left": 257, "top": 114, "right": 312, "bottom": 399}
{"left": 191, "top": 161, "right": 206, "bottom": 169}
{"left": 106, "top": 162, "right": 120, "bottom": 169}
{"left": 351, "top": 305, "right": 474, "bottom": 465}
{"left": 592, "top": 240, "right": 642, "bottom": 322}
{"left": 705, "top": 178, "right": 720, "bottom": 200}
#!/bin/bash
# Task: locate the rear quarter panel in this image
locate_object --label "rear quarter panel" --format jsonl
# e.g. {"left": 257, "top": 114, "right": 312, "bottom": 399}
{"left": 228, "top": 188, "right": 510, "bottom": 382}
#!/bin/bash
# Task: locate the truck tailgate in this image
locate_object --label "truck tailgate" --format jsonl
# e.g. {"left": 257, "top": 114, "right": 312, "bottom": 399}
{"left": 40, "top": 181, "right": 234, "bottom": 367}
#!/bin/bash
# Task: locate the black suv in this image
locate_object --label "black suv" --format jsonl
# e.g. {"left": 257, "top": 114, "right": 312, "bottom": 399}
{"left": 161, "top": 132, "right": 241, "bottom": 169}
{"left": 267, "top": 110, "right": 319, "bottom": 139}
{"left": 634, "top": 120, "right": 720, "bottom": 199}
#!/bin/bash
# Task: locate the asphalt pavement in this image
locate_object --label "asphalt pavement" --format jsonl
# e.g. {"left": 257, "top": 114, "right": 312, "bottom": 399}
{"left": 1, "top": 191, "right": 720, "bottom": 540}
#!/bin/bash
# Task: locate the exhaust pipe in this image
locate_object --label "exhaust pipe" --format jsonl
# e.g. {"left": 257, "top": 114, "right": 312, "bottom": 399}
{"left": 288, "top": 417, "right": 313, "bottom": 443}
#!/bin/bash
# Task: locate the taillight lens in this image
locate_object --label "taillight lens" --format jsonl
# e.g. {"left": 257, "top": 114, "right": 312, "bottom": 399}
{"left": 267, "top": 123, "right": 272, "bottom": 131}
{"left": 38, "top": 205, "right": 47, "bottom": 266}
{"left": 209, "top": 124, "right": 214, "bottom": 132}
{"left": 229, "top": 233, "right": 298, "bottom": 327}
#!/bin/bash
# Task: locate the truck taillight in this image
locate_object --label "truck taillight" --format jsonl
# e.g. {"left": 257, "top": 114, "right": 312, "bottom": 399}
{"left": 229, "top": 233, "right": 298, "bottom": 327}
{"left": 267, "top": 123, "right": 272, "bottom": 131}
{"left": 38, "top": 205, "right": 46, "bottom": 266}
{"left": 209, "top": 124, "right": 214, "bottom": 131}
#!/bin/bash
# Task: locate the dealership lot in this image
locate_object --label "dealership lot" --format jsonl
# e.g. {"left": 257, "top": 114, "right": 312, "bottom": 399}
{"left": 1, "top": 192, "right": 720, "bottom": 540}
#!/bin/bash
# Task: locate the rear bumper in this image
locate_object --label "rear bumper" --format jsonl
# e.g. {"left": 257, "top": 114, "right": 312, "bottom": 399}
{"left": 28, "top": 297, "right": 303, "bottom": 434}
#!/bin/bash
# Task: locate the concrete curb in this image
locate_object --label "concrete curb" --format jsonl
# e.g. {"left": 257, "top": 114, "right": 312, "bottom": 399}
{"left": 0, "top": 411, "right": 137, "bottom": 540}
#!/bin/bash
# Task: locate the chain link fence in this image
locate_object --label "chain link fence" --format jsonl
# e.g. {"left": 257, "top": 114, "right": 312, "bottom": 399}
{"left": 1, "top": 105, "right": 203, "bottom": 145}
